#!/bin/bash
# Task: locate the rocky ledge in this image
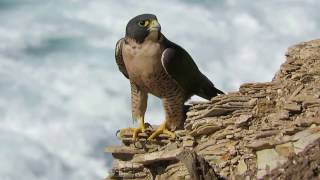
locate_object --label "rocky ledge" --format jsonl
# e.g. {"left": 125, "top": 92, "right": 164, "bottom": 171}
{"left": 105, "top": 39, "right": 320, "bottom": 180}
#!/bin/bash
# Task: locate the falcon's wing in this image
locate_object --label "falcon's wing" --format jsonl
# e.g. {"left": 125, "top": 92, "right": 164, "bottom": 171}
{"left": 115, "top": 38, "right": 129, "bottom": 79}
{"left": 161, "top": 40, "right": 224, "bottom": 100}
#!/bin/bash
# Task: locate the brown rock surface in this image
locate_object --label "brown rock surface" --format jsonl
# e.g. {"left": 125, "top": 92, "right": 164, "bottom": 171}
{"left": 105, "top": 39, "right": 320, "bottom": 180}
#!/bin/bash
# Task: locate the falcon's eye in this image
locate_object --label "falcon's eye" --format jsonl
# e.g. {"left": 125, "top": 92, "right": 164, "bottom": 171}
{"left": 138, "top": 20, "right": 149, "bottom": 27}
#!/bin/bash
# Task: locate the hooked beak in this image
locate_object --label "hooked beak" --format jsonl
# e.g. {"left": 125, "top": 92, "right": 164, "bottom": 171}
{"left": 148, "top": 19, "right": 161, "bottom": 32}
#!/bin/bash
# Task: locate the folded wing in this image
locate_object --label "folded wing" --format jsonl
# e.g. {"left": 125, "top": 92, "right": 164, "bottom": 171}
{"left": 161, "top": 40, "right": 224, "bottom": 100}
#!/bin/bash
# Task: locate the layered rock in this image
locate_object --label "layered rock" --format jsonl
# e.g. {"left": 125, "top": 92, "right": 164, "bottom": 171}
{"left": 105, "top": 39, "right": 320, "bottom": 180}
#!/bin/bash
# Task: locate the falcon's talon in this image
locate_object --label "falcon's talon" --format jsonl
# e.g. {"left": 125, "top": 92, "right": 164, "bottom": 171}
{"left": 132, "top": 126, "right": 146, "bottom": 141}
{"left": 117, "top": 116, "right": 146, "bottom": 141}
{"left": 115, "top": 129, "right": 121, "bottom": 137}
{"left": 144, "top": 122, "right": 152, "bottom": 129}
{"left": 163, "top": 129, "right": 176, "bottom": 139}
{"left": 117, "top": 127, "right": 136, "bottom": 139}
{"left": 147, "top": 123, "right": 176, "bottom": 140}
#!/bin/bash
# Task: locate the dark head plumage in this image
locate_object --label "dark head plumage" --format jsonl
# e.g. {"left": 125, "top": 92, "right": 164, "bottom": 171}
{"left": 125, "top": 14, "right": 161, "bottom": 43}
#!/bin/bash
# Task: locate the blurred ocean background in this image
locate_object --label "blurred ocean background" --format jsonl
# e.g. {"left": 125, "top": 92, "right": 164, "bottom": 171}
{"left": 0, "top": 0, "right": 319, "bottom": 179}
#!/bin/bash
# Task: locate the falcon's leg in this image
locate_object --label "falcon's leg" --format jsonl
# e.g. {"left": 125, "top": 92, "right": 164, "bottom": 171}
{"left": 147, "top": 95, "right": 185, "bottom": 140}
{"left": 118, "top": 82, "right": 148, "bottom": 141}
{"left": 132, "top": 116, "right": 146, "bottom": 140}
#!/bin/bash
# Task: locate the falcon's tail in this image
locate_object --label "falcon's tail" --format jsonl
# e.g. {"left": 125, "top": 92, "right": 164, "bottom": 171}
{"left": 196, "top": 75, "right": 224, "bottom": 100}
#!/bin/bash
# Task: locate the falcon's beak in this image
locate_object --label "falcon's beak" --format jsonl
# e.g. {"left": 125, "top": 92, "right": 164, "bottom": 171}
{"left": 148, "top": 19, "right": 161, "bottom": 32}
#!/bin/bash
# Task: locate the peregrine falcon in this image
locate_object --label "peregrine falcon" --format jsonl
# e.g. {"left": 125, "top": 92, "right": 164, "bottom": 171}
{"left": 115, "top": 14, "right": 224, "bottom": 141}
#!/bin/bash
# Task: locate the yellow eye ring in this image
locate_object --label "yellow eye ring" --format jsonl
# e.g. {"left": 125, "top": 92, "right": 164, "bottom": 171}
{"left": 138, "top": 20, "right": 149, "bottom": 27}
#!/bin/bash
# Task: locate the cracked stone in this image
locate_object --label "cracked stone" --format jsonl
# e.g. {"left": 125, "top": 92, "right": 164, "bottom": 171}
{"left": 256, "top": 149, "right": 287, "bottom": 178}
{"left": 237, "top": 159, "right": 248, "bottom": 175}
{"left": 246, "top": 140, "right": 274, "bottom": 151}
{"left": 293, "top": 127, "right": 320, "bottom": 154}
{"left": 235, "top": 114, "right": 252, "bottom": 127}
{"left": 284, "top": 102, "right": 302, "bottom": 113}
{"left": 275, "top": 142, "right": 295, "bottom": 157}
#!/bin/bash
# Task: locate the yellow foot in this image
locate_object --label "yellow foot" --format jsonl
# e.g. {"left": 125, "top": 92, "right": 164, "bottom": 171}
{"left": 117, "top": 126, "right": 145, "bottom": 141}
{"left": 117, "top": 116, "right": 147, "bottom": 141}
{"left": 147, "top": 123, "right": 176, "bottom": 141}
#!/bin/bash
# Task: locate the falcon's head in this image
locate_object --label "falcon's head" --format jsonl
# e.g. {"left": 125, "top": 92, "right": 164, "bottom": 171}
{"left": 125, "top": 14, "right": 161, "bottom": 43}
